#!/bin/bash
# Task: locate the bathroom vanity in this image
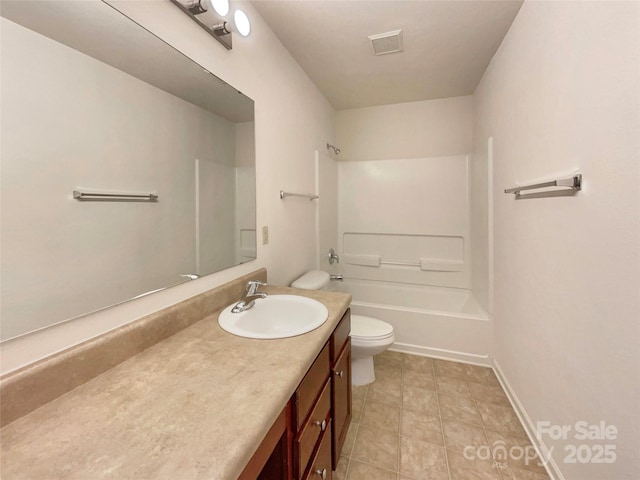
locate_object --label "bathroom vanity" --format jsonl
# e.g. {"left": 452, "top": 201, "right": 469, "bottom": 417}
{"left": 241, "top": 310, "right": 351, "bottom": 480}
{"left": 0, "top": 270, "right": 352, "bottom": 480}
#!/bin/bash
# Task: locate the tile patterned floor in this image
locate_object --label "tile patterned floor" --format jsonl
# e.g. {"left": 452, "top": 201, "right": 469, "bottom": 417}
{"left": 335, "top": 352, "right": 551, "bottom": 480}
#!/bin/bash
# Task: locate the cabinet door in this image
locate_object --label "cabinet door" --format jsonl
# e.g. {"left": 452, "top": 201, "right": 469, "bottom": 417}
{"left": 331, "top": 310, "right": 350, "bottom": 362}
{"left": 331, "top": 338, "right": 351, "bottom": 469}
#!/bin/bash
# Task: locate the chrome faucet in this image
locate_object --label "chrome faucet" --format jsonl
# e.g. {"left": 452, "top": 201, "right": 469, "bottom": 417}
{"left": 231, "top": 280, "right": 268, "bottom": 313}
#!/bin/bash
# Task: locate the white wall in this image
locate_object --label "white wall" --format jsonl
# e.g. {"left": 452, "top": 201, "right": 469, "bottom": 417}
{"left": 0, "top": 0, "right": 334, "bottom": 373}
{"left": 334, "top": 96, "right": 473, "bottom": 162}
{"left": 474, "top": 2, "right": 640, "bottom": 479}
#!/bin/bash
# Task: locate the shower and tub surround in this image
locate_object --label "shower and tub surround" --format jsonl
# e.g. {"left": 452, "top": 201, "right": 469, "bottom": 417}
{"left": 334, "top": 152, "right": 490, "bottom": 364}
{"left": 0, "top": 270, "right": 352, "bottom": 479}
{"left": 338, "top": 155, "right": 472, "bottom": 290}
{"left": 340, "top": 279, "right": 490, "bottom": 365}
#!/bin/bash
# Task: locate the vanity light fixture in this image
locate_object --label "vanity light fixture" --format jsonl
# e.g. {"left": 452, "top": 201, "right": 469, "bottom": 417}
{"left": 170, "top": 0, "right": 251, "bottom": 50}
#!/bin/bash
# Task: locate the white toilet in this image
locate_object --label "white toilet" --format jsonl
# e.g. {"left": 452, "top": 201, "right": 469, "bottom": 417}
{"left": 291, "top": 270, "right": 395, "bottom": 386}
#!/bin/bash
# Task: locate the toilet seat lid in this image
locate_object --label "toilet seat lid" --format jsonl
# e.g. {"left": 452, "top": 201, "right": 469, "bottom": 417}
{"left": 351, "top": 315, "right": 394, "bottom": 340}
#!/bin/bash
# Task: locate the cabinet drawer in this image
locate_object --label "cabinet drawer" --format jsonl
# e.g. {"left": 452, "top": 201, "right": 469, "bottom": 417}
{"left": 331, "top": 310, "right": 350, "bottom": 362}
{"left": 295, "top": 343, "right": 330, "bottom": 429}
{"left": 295, "top": 379, "right": 331, "bottom": 478}
{"left": 302, "top": 418, "right": 333, "bottom": 480}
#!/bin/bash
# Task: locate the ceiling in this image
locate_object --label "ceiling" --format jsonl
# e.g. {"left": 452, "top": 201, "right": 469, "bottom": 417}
{"left": 252, "top": 0, "right": 523, "bottom": 110}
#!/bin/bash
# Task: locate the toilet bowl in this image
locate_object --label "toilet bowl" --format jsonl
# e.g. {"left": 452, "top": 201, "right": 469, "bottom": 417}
{"left": 291, "top": 270, "right": 395, "bottom": 386}
{"left": 350, "top": 314, "right": 395, "bottom": 386}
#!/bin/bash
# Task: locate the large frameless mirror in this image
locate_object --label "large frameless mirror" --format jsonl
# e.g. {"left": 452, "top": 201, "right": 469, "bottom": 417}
{"left": 0, "top": 0, "right": 256, "bottom": 341}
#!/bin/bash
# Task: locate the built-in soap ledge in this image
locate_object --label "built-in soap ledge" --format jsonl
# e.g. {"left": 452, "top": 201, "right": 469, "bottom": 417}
{"left": 343, "top": 254, "right": 464, "bottom": 272}
{"left": 0, "top": 268, "right": 267, "bottom": 428}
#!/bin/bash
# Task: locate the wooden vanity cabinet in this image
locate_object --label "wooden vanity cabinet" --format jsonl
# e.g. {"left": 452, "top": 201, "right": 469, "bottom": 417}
{"left": 250, "top": 308, "right": 351, "bottom": 480}
{"left": 293, "top": 308, "right": 352, "bottom": 479}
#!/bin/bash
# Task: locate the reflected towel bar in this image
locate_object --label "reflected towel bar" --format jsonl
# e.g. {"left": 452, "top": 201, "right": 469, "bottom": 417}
{"left": 504, "top": 174, "right": 582, "bottom": 196}
{"left": 279, "top": 190, "right": 319, "bottom": 200}
{"left": 73, "top": 190, "right": 158, "bottom": 201}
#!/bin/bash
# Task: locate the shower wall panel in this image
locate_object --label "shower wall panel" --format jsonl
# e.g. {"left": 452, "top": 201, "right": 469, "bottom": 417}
{"left": 338, "top": 155, "right": 470, "bottom": 288}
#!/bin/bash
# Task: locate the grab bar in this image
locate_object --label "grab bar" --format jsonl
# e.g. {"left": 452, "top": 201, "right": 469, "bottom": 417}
{"left": 380, "top": 260, "right": 464, "bottom": 272}
{"left": 380, "top": 260, "right": 419, "bottom": 267}
{"left": 73, "top": 189, "right": 158, "bottom": 201}
{"left": 504, "top": 174, "right": 581, "bottom": 196}
{"left": 279, "top": 190, "right": 319, "bottom": 200}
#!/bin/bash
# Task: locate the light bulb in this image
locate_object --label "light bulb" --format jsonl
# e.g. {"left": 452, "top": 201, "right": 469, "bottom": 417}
{"left": 233, "top": 9, "right": 251, "bottom": 37}
{"left": 212, "top": 0, "right": 229, "bottom": 16}
{"left": 202, "top": 0, "right": 229, "bottom": 17}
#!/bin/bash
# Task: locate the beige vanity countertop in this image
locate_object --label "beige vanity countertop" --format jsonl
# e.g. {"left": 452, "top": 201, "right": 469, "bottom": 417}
{"left": 0, "top": 286, "right": 351, "bottom": 480}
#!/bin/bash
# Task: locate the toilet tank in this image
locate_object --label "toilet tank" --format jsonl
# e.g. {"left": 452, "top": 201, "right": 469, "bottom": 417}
{"left": 291, "top": 270, "right": 332, "bottom": 290}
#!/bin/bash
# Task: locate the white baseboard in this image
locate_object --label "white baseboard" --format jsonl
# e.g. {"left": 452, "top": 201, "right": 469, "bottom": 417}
{"left": 390, "top": 341, "right": 491, "bottom": 367}
{"left": 492, "top": 359, "right": 565, "bottom": 480}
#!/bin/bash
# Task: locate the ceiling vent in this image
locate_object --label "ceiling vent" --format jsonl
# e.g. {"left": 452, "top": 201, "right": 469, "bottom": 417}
{"left": 368, "top": 29, "right": 403, "bottom": 56}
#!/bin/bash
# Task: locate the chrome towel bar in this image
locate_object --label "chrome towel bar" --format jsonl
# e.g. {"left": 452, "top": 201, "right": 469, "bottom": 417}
{"left": 73, "top": 189, "right": 158, "bottom": 201}
{"left": 504, "top": 174, "right": 582, "bottom": 196}
{"left": 279, "top": 190, "right": 319, "bottom": 200}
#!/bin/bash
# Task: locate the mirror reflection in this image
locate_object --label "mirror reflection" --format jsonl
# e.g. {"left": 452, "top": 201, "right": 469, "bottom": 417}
{"left": 0, "top": 1, "right": 256, "bottom": 341}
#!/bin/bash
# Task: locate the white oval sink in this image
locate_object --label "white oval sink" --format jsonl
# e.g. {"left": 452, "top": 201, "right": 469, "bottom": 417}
{"left": 218, "top": 294, "right": 329, "bottom": 339}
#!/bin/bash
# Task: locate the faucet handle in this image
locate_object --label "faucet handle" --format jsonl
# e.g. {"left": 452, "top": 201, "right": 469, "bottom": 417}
{"left": 246, "top": 280, "right": 267, "bottom": 295}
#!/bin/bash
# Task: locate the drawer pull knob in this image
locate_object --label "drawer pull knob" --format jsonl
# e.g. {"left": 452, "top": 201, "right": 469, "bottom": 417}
{"left": 313, "top": 419, "right": 327, "bottom": 431}
{"left": 315, "top": 468, "right": 327, "bottom": 479}
{"left": 335, "top": 370, "right": 344, "bottom": 378}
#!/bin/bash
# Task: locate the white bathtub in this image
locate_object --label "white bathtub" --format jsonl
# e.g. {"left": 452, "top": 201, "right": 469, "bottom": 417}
{"left": 339, "top": 279, "right": 492, "bottom": 365}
